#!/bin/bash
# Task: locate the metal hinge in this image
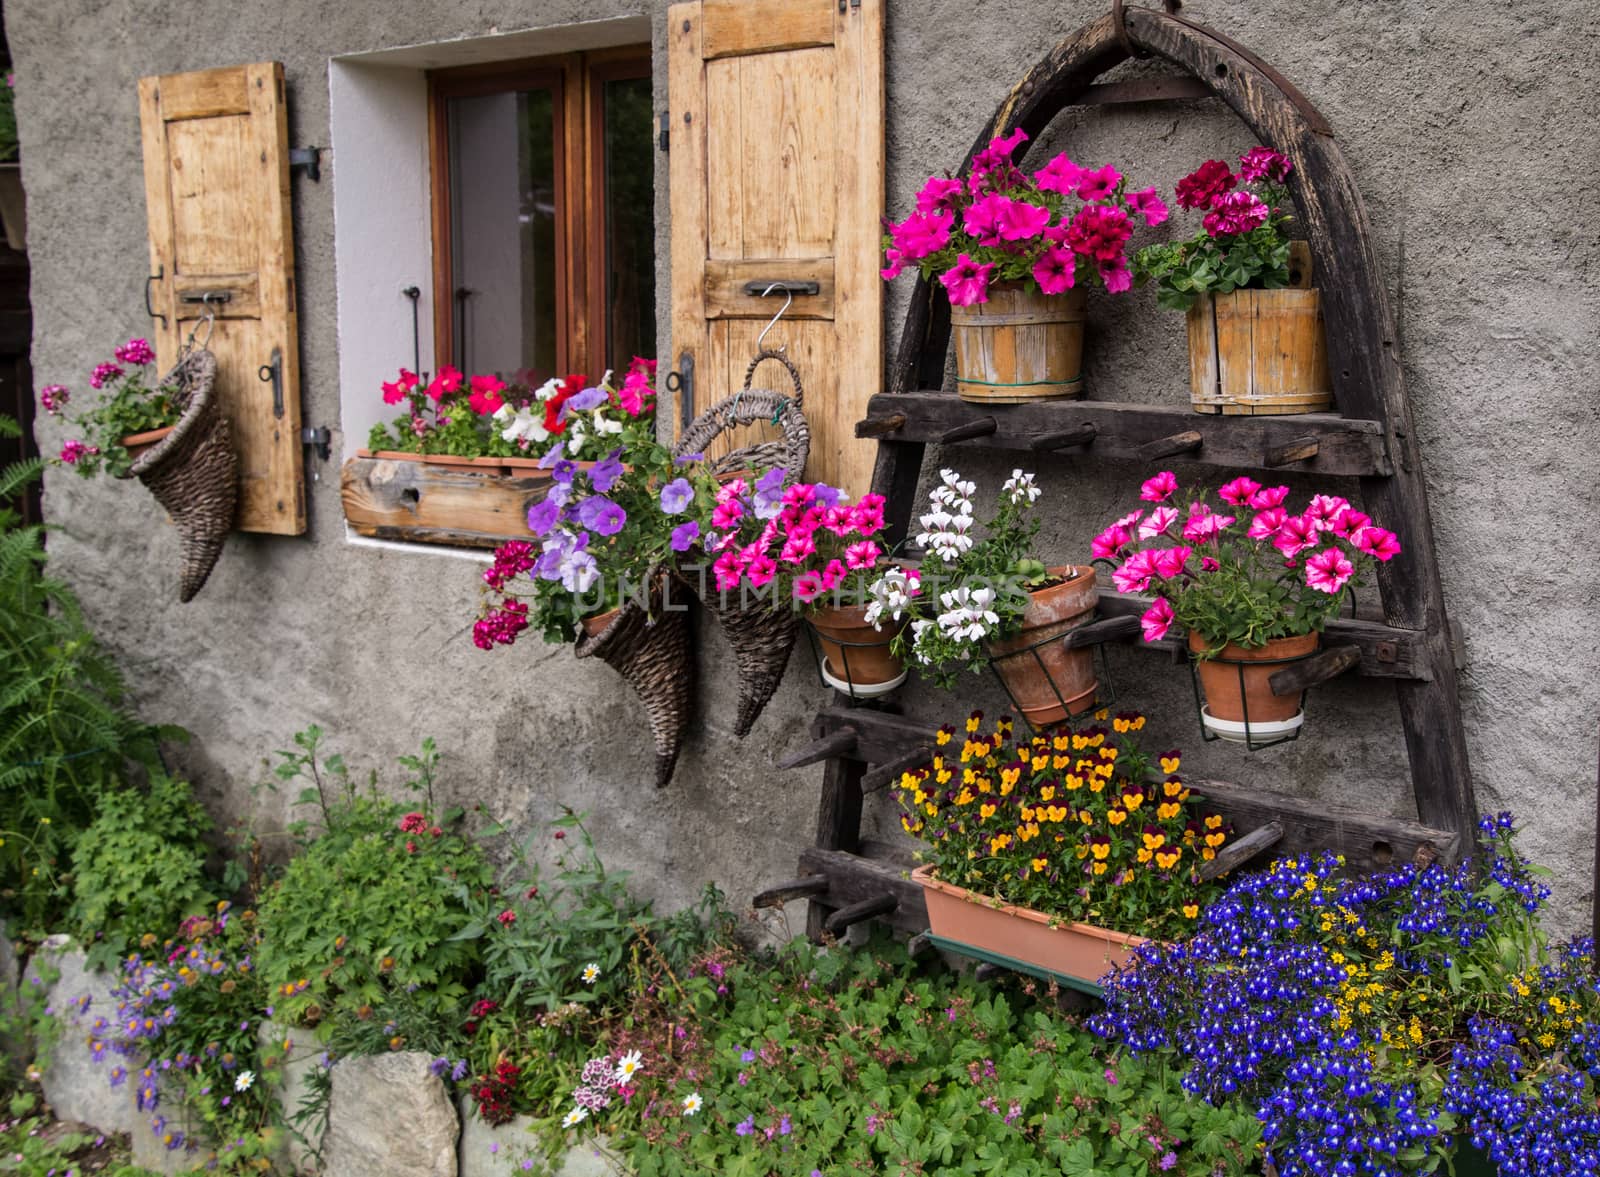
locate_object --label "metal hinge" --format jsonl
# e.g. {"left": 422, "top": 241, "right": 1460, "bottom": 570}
{"left": 658, "top": 111, "right": 670, "bottom": 153}
{"left": 289, "top": 147, "right": 321, "bottom": 182}
{"left": 301, "top": 426, "right": 331, "bottom": 462}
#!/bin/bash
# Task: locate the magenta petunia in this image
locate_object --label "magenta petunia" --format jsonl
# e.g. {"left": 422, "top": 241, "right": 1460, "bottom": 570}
{"left": 1217, "top": 477, "right": 1261, "bottom": 506}
{"left": 993, "top": 197, "right": 1052, "bottom": 243}
{"left": 1124, "top": 186, "right": 1169, "bottom": 227}
{"left": 1248, "top": 485, "right": 1291, "bottom": 510}
{"left": 1033, "top": 153, "right": 1083, "bottom": 196}
{"left": 1139, "top": 471, "right": 1178, "bottom": 503}
{"left": 1139, "top": 597, "right": 1174, "bottom": 643}
{"left": 940, "top": 254, "right": 995, "bottom": 307}
{"left": 915, "top": 176, "right": 964, "bottom": 215}
{"left": 1098, "top": 257, "right": 1133, "bottom": 294}
{"left": 1112, "top": 549, "right": 1158, "bottom": 594}
{"left": 1076, "top": 164, "right": 1122, "bottom": 202}
{"left": 880, "top": 248, "right": 904, "bottom": 281}
{"left": 1356, "top": 526, "right": 1402, "bottom": 561}
{"left": 1031, "top": 246, "right": 1076, "bottom": 296}
{"left": 890, "top": 209, "right": 954, "bottom": 261}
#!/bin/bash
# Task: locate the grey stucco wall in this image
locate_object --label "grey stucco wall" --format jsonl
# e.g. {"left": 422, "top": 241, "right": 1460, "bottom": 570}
{"left": 6, "top": 1, "right": 1599, "bottom": 936}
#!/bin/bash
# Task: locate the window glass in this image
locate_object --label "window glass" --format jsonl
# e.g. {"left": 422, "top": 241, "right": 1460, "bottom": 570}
{"left": 601, "top": 75, "right": 656, "bottom": 370}
{"left": 445, "top": 87, "right": 559, "bottom": 382}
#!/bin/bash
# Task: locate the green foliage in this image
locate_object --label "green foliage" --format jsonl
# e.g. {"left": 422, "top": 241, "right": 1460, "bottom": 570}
{"left": 53, "top": 348, "right": 184, "bottom": 480}
{"left": 69, "top": 773, "right": 216, "bottom": 969}
{"left": 0, "top": 77, "right": 16, "bottom": 164}
{"left": 254, "top": 727, "right": 492, "bottom": 1028}
{"left": 0, "top": 414, "right": 177, "bottom": 931}
{"left": 0, "top": 1093, "right": 160, "bottom": 1176}
{"left": 528, "top": 939, "right": 1263, "bottom": 1177}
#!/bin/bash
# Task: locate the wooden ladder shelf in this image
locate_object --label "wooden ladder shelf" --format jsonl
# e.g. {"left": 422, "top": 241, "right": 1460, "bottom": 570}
{"left": 754, "top": 4, "right": 1478, "bottom": 945}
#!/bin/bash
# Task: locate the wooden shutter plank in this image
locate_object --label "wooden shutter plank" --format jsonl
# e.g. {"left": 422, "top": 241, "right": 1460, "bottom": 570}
{"left": 668, "top": 1, "right": 709, "bottom": 436}
{"left": 728, "top": 49, "right": 836, "bottom": 258}
{"left": 702, "top": 0, "right": 835, "bottom": 60}
{"left": 703, "top": 57, "right": 744, "bottom": 262}
{"left": 830, "top": 0, "right": 886, "bottom": 497}
{"left": 703, "top": 258, "right": 834, "bottom": 319}
{"left": 139, "top": 61, "right": 304, "bottom": 535}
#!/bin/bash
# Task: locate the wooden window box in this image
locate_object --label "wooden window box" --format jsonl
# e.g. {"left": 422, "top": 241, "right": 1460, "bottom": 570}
{"left": 340, "top": 452, "right": 550, "bottom": 549}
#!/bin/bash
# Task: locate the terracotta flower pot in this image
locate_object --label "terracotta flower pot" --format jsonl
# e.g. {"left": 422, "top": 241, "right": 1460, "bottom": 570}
{"left": 1189, "top": 630, "right": 1318, "bottom": 742}
{"left": 121, "top": 426, "right": 175, "bottom": 462}
{"left": 985, "top": 565, "right": 1099, "bottom": 727}
{"left": 806, "top": 602, "right": 906, "bottom": 697}
{"left": 580, "top": 607, "right": 621, "bottom": 638}
{"left": 913, "top": 864, "right": 1145, "bottom": 987}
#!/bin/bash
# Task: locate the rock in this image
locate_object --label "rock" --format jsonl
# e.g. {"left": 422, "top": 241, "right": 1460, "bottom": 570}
{"left": 324, "top": 1051, "right": 457, "bottom": 1177}
{"left": 21, "top": 935, "right": 136, "bottom": 1135}
{"left": 457, "top": 1098, "right": 625, "bottom": 1177}
{"left": 128, "top": 1080, "right": 208, "bottom": 1174}
{"left": 261, "top": 1019, "right": 325, "bottom": 1173}
{"left": 0, "top": 919, "right": 18, "bottom": 994}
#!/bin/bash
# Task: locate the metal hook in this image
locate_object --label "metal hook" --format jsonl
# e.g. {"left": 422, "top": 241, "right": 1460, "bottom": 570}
{"left": 755, "top": 282, "right": 793, "bottom": 354}
{"left": 183, "top": 307, "right": 216, "bottom": 354}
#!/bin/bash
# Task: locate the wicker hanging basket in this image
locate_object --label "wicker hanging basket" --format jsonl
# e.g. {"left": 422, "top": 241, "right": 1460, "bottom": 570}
{"left": 115, "top": 348, "right": 237, "bottom": 602}
{"left": 573, "top": 571, "right": 695, "bottom": 789}
{"left": 674, "top": 349, "right": 810, "bottom": 737}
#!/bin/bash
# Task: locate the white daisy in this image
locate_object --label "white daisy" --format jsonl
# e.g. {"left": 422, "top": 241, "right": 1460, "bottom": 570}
{"left": 681, "top": 1092, "right": 703, "bottom": 1116}
{"left": 562, "top": 1106, "right": 589, "bottom": 1128}
{"left": 581, "top": 963, "right": 601, "bottom": 985}
{"left": 614, "top": 1050, "right": 644, "bottom": 1082}
{"left": 234, "top": 1070, "right": 254, "bottom": 1093}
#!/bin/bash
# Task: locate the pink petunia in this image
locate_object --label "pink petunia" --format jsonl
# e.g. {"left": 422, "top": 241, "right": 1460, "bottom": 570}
{"left": 961, "top": 194, "right": 1009, "bottom": 248}
{"left": 1114, "top": 509, "right": 1145, "bottom": 531}
{"left": 1138, "top": 506, "right": 1179, "bottom": 539}
{"left": 1033, "top": 153, "right": 1084, "bottom": 196}
{"left": 1124, "top": 187, "right": 1169, "bottom": 227}
{"left": 1200, "top": 556, "right": 1220, "bottom": 572}
{"left": 993, "top": 197, "right": 1052, "bottom": 242}
{"left": 852, "top": 494, "right": 887, "bottom": 536}
{"left": 1091, "top": 524, "right": 1132, "bottom": 561}
{"left": 1140, "top": 597, "right": 1174, "bottom": 643}
{"left": 1031, "top": 247, "right": 1077, "bottom": 296}
{"left": 1356, "top": 526, "right": 1401, "bottom": 561}
{"left": 1273, "top": 514, "right": 1318, "bottom": 558}
{"left": 915, "top": 176, "right": 965, "bottom": 215}
{"left": 818, "top": 558, "right": 848, "bottom": 591}
{"left": 425, "top": 365, "right": 463, "bottom": 403}
{"left": 1247, "top": 507, "right": 1288, "bottom": 540}
{"left": 1140, "top": 471, "right": 1178, "bottom": 503}
{"left": 746, "top": 554, "right": 777, "bottom": 588}
{"left": 1112, "top": 549, "right": 1158, "bottom": 594}
{"left": 1330, "top": 507, "right": 1371, "bottom": 540}
{"left": 712, "top": 549, "right": 745, "bottom": 592}
{"left": 1304, "top": 547, "right": 1355, "bottom": 594}
{"left": 1098, "top": 258, "right": 1132, "bottom": 294}
{"left": 712, "top": 502, "right": 744, "bottom": 531}
{"left": 1217, "top": 476, "right": 1261, "bottom": 507}
{"left": 792, "top": 571, "right": 826, "bottom": 602}
{"left": 1182, "top": 504, "right": 1234, "bottom": 543}
{"left": 467, "top": 374, "right": 507, "bottom": 416}
{"left": 845, "top": 541, "right": 881, "bottom": 570}
{"left": 1076, "top": 164, "right": 1122, "bottom": 202}
{"left": 779, "top": 532, "right": 817, "bottom": 565}
{"left": 1248, "top": 485, "right": 1291, "bottom": 510}
{"left": 1151, "top": 546, "right": 1192, "bottom": 580}
{"left": 890, "top": 210, "right": 955, "bottom": 261}
{"left": 1306, "top": 494, "right": 1350, "bottom": 533}
{"left": 880, "top": 248, "right": 904, "bottom": 281}
{"left": 941, "top": 254, "right": 995, "bottom": 307}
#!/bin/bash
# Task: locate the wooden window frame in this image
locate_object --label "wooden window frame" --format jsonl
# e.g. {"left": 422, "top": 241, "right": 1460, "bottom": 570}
{"left": 427, "top": 47, "right": 651, "bottom": 380}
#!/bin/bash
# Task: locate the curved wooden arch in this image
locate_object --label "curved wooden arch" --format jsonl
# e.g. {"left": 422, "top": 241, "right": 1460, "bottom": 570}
{"left": 878, "top": 6, "right": 1476, "bottom": 850}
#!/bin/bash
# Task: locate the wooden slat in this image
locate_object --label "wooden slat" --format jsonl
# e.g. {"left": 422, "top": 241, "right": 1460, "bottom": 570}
{"left": 340, "top": 457, "right": 552, "bottom": 548}
{"left": 1093, "top": 592, "right": 1428, "bottom": 681}
{"left": 861, "top": 391, "right": 1392, "bottom": 476}
{"left": 154, "top": 66, "right": 251, "bottom": 119}
{"left": 702, "top": 0, "right": 835, "bottom": 59}
{"left": 802, "top": 707, "right": 1463, "bottom": 872}
{"left": 667, "top": 1, "right": 708, "bottom": 438}
{"left": 798, "top": 845, "right": 929, "bottom": 937}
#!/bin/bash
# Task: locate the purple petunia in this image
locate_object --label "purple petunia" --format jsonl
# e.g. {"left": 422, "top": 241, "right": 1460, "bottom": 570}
{"left": 566, "top": 385, "right": 608, "bottom": 412}
{"left": 590, "top": 449, "right": 625, "bottom": 493}
{"left": 670, "top": 521, "right": 700, "bottom": 552}
{"left": 659, "top": 478, "right": 694, "bottom": 515}
{"left": 577, "top": 495, "right": 627, "bottom": 537}
{"left": 526, "top": 498, "right": 561, "bottom": 536}
{"left": 552, "top": 458, "right": 577, "bottom": 485}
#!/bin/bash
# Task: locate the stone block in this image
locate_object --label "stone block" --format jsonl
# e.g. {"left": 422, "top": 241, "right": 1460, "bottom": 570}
{"left": 324, "top": 1051, "right": 457, "bottom": 1177}
{"left": 261, "top": 1019, "right": 326, "bottom": 1174}
{"left": 21, "top": 935, "right": 136, "bottom": 1136}
{"left": 457, "top": 1097, "right": 626, "bottom": 1177}
{"left": 128, "top": 1081, "right": 208, "bottom": 1174}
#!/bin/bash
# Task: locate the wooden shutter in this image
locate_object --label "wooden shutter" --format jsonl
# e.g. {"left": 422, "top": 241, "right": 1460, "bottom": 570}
{"left": 139, "top": 62, "right": 304, "bottom": 535}
{"left": 668, "top": 0, "right": 884, "bottom": 495}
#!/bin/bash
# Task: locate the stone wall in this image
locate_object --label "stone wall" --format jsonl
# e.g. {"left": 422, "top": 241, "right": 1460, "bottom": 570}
{"left": 5, "top": 0, "right": 1598, "bottom": 934}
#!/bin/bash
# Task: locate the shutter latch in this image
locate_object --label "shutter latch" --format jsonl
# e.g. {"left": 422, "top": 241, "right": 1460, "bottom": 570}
{"left": 289, "top": 147, "right": 322, "bottom": 182}
{"left": 658, "top": 111, "right": 670, "bottom": 153}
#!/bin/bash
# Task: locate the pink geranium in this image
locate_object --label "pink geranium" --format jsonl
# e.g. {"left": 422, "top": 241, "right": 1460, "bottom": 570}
{"left": 1238, "top": 146, "right": 1292, "bottom": 183}
{"left": 1203, "top": 191, "right": 1270, "bottom": 237}
{"left": 1174, "top": 159, "right": 1235, "bottom": 210}
{"left": 1065, "top": 204, "right": 1133, "bottom": 262}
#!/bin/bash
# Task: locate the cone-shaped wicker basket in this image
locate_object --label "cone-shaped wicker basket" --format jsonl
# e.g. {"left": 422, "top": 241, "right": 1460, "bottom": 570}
{"left": 674, "top": 349, "right": 810, "bottom": 737}
{"left": 116, "top": 348, "right": 237, "bottom": 602}
{"left": 573, "top": 571, "right": 695, "bottom": 788}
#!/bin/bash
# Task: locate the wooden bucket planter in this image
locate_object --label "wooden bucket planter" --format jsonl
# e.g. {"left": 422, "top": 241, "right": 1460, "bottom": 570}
{"left": 1186, "top": 244, "right": 1333, "bottom": 415}
{"left": 951, "top": 283, "right": 1086, "bottom": 403}
{"left": 912, "top": 864, "right": 1146, "bottom": 993}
